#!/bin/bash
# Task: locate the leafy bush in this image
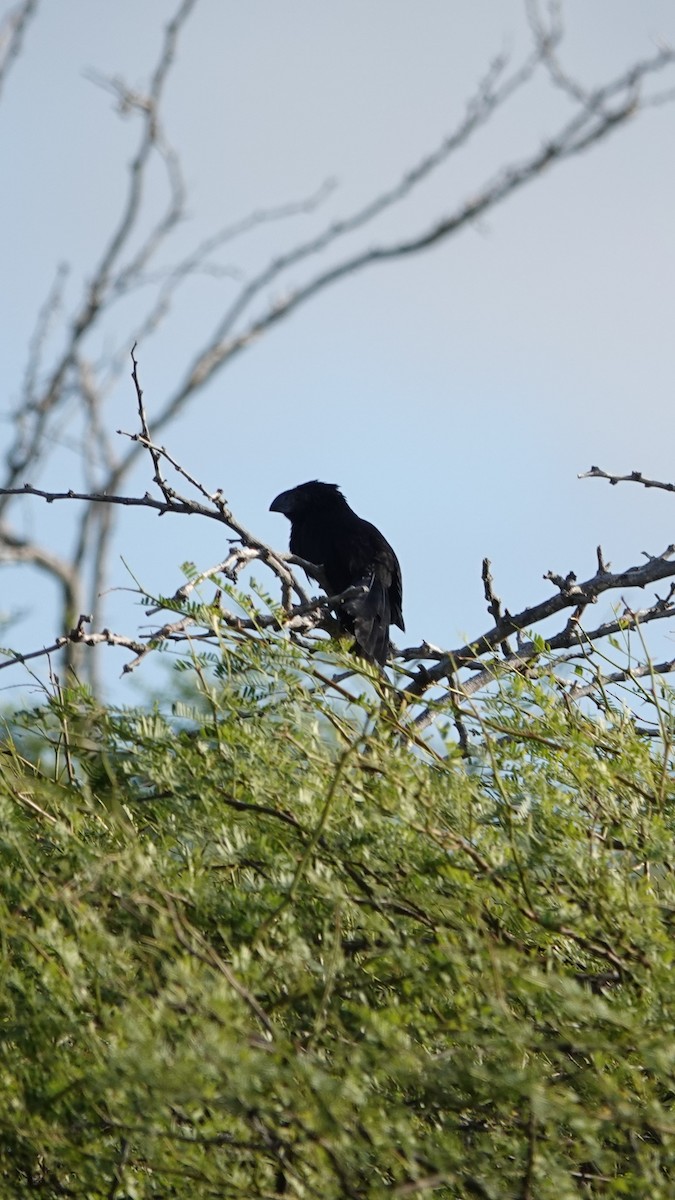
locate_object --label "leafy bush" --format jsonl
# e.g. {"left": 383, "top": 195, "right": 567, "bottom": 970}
{"left": 0, "top": 636, "right": 674, "bottom": 1198}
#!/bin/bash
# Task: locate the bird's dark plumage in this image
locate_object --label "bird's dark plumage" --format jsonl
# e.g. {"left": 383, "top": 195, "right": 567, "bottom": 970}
{"left": 270, "top": 480, "right": 404, "bottom": 666}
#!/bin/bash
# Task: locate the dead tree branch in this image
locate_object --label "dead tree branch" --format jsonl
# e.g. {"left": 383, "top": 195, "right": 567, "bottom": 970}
{"left": 580, "top": 465, "right": 675, "bottom": 495}
{"left": 398, "top": 544, "right": 675, "bottom": 702}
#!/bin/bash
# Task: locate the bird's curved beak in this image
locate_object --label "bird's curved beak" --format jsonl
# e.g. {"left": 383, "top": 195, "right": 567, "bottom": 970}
{"left": 269, "top": 489, "right": 293, "bottom": 516}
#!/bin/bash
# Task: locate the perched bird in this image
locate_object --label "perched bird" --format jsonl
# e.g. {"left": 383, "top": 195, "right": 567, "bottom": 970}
{"left": 270, "top": 480, "right": 404, "bottom": 666}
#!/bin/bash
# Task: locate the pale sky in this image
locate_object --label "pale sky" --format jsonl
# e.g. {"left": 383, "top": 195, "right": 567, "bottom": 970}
{"left": 3, "top": 0, "right": 675, "bottom": 697}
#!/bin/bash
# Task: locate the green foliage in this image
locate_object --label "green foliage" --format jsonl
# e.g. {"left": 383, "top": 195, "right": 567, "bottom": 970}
{"left": 0, "top": 637, "right": 674, "bottom": 1198}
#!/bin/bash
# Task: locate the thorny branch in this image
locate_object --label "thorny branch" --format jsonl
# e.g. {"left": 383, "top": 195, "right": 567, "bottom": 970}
{"left": 2, "top": 1, "right": 675, "bottom": 699}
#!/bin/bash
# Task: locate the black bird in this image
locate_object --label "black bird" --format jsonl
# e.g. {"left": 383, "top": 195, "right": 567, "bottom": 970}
{"left": 270, "top": 480, "right": 404, "bottom": 666}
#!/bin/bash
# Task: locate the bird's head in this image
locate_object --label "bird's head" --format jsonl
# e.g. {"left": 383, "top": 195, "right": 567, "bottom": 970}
{"left": 269, "top": 480, "right": 346, "bottom": 519}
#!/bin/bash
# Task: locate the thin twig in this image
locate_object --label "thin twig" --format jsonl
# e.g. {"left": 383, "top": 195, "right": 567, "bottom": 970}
{"left": 0, "top": 0, "right": 39, "bottom": 101}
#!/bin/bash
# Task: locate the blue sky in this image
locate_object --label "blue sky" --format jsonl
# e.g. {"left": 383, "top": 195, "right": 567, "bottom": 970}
{"left": 2, "top": 0, "right": 675, "bottom": 699}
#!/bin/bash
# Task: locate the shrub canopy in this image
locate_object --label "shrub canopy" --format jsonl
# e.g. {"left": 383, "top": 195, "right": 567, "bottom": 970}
{"left": 1, "top": 636, "right": 674, "bottom": 1198}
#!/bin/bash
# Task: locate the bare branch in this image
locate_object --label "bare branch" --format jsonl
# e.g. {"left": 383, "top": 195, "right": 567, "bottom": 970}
{"left": 0, "top": 0, "right": 196, "bottom": 510}
{"left": 0, "top": 475, "right": 312, "bottom": 604}
{"left": 110, "top": 37, "right": 675, "bottom": 460}
{"left": 111, "top": 176, "right": 337, "bottom": 300}
{"left": 400, "top": 544, "right": 675, "bottom": 698}
{"left": 0, "top": 0, "right": 38, "bottom": 101}
{"left": 567, "top": 656, "right": 675, "bottom": 701}
{"left": 580, "top": 465, "right": 675, "bottom": 495}
{"left": 0, "top": 614, "right": 146, "bottom": 675}
{"left": 80, "top": 0, "right": 195, "bottom": 297}
{"left": 481, "top": 557, "right": 513, "bottom": 657}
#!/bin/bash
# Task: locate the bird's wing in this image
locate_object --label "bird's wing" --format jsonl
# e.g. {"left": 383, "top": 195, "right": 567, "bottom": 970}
{"left": 341, "top": 571, "right": 391, "bottom": 666}
{"left": 346, "top": 520, "right": 405, "bottom": 633}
